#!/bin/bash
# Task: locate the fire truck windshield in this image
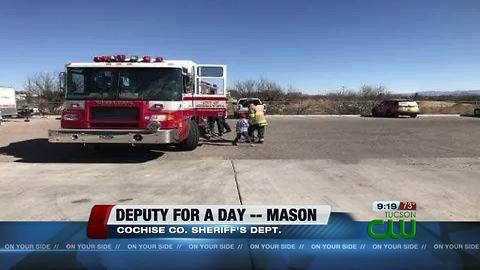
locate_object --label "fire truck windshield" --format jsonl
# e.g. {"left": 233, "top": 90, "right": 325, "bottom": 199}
{"left": 66, "top": 67, "right": 183, "bottom": 101}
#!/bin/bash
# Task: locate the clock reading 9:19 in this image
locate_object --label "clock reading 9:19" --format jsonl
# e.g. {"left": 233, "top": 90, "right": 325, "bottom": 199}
{"left": 372, "top": 201, "right": 400, "bottom": 211}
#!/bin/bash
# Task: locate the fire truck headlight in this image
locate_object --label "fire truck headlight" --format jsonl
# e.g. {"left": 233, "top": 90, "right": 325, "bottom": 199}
{"left": 64, "top": 100, "right": 85, "bottom": 109}
{"left": 149, "top": 115, "right": 167, "bottom": 122}
{"left": 166, "top": 114, "right": 175, "bottom": 121}
{"left": 63, "top": 113, "right": 79, "bottom": 121}
{"left": 149, "top": 114, "right": 175, "bottom": 121}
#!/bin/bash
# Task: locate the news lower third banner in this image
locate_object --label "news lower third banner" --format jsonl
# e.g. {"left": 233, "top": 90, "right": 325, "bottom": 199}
{"left": 0, "top": 205, "right": 478, "bottom": 269}
{"left": 87, "top": 205, "right": 331, "bottom": 239}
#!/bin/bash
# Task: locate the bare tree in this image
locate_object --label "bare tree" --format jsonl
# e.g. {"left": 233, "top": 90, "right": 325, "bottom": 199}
{"left": 359, "top": 84, "right": 390, "bottom": 100}
{"left": 231, "top": 78, "right": 290, "bottom": 101}
{"left": 23, "top": 72, "right": 64, "bottom": 114}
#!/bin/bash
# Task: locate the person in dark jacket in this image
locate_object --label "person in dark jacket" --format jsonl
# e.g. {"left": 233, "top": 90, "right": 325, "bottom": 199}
{"left": 219, "top": 110, "right": 232, "bottom": 134}
{"left": 207, "top": 116, "right": 223, "bottom": 136}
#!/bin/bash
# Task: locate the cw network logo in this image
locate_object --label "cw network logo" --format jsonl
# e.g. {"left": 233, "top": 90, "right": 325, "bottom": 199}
{"left": 367, "top": 219, "right": 416, "bottom": 239}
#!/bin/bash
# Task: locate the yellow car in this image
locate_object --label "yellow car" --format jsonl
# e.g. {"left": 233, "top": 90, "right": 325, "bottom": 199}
{"left": 372, "top": 99, "right": 420, "bottom": 118}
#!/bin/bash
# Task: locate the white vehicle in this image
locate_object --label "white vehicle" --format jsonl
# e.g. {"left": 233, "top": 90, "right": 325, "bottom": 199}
{"left": 0, "top": 87, "right": 17, "bottom": 117}
{"left": 233, "top": 98, "right": 266, "bottom": 118}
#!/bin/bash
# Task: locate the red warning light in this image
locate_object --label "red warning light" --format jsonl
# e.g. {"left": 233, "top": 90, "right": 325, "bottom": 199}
{"left": 116, "top": 54, "right": 126, "bottom": 62}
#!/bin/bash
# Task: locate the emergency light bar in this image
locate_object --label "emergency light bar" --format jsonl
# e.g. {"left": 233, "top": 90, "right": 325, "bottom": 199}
{"left": 116, "top": 54, "right": 126, "bottom": 61}
{"left": 92, "top": 54, "right": 164, "bottom": 63}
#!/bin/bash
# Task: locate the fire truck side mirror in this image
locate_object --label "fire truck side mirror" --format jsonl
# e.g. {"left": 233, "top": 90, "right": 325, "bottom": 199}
{"left": 183, "top": 75, "right": 193, "bottom": 93}
{"left": 59, "top": 72, "right": 66, "bottom": 91}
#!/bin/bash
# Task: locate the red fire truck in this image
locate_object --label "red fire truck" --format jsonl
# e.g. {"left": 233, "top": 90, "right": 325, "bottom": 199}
{"left": 48, "top": 54, "right": 227, "bottom": 151}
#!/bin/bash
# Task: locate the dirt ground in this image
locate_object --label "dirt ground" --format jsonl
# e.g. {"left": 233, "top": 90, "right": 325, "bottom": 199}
{"left": 0, "top": 115, "right": 479, "bottom": 221}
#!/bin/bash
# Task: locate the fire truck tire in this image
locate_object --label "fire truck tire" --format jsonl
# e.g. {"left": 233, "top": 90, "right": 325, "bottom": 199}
{"left": 474, "top": 109, "right": 480, "bottom": 117}
{"left": 177, "top": 120, "right": 199, "bottom": 151}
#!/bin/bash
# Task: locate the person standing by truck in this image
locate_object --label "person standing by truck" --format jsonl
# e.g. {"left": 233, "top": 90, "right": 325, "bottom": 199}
{"left": 219, "top": 110, "right": 232, "bottom": 134}
{"left": 208, "top": 111, "right": 231, "bottom": 137}
{"left": 207, "top": 115, "right": 225, "bottom": 136}
{"left": 248, "top": 103, "right": 268, "bottom": 143}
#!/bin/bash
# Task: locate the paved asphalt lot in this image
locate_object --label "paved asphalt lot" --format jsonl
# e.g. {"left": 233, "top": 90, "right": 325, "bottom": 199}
{"left": 0, "top": 115, "right": 479, "bottom": 221}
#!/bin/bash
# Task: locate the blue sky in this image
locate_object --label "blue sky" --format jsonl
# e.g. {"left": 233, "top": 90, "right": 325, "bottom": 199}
{"left": 1, "top": 0, "right": 479, "bottom": 93}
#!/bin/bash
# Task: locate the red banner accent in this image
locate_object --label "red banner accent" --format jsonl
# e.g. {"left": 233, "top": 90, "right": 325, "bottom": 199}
{"left": 399, "top": 201, "right": 417, "bottom": 211}
{"left": 87, "top": 205, "right": 114, "bottom": 239}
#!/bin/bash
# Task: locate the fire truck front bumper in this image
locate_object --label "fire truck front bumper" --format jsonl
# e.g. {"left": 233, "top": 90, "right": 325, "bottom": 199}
{"left": 48, "top": 128, "right": 178, "bottom": 144}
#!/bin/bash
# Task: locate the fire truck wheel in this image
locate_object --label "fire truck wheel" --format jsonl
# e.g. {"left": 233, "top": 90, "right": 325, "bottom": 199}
{"left": 474, "top": 109, "right": 480, "bottom": 117}
{"left": 177, "top": 120, "right": 199, "bottom": 151}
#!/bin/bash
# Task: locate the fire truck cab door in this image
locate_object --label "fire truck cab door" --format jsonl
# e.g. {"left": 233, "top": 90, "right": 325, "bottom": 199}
{"left": 195, "top": 65, "right": 227, "bottom": 96}
{"left": 195, "top": 65, "right": 227, "bottom": 118}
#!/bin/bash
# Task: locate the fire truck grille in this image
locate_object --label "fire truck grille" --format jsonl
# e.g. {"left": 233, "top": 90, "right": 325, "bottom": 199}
{"left": 90, "top": 107, "right": 139, "bottom": 121}
{"left": 90, "top": 122, "right": 139, "bottom": 128}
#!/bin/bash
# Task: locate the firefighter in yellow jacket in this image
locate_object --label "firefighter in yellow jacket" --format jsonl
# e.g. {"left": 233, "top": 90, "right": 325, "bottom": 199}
{"left": 248, "top": 103, "right": 268, "bottom": 143}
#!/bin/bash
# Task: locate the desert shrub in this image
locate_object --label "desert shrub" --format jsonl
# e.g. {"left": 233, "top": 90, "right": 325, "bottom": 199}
{"left": 325, "top": 85, "right": 391, "bottom": 114}
{"left": 229, "top": 81, "right": 398, "bottom": 115}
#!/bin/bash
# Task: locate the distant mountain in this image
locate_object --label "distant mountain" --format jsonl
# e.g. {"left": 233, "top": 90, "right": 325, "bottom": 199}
{"left": 412, "top": 90, "right": 480, "bottom": 96}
